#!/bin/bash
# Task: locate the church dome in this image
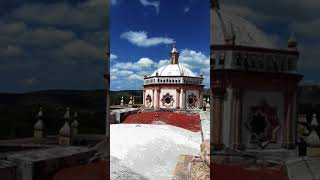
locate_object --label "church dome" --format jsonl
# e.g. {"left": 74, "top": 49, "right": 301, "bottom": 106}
{"left": 151, "top": 64, "right": 197, "bottom": 77}
{"left": 211, "top": 6, "right": 275, "bottom": 48}
{"left": 150, "top": 45, "right": 198, "bottom": 77}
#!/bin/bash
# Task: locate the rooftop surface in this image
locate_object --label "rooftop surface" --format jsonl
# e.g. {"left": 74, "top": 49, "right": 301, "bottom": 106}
{"left": 110, "top": 124, "right": 202, "bottom": 180}
{"left": 123, "top": 111, "right": 201, "bottom": 132}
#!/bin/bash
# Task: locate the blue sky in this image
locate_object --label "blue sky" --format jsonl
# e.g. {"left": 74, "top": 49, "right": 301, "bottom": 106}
{"left": 110, "top": 0, "right": 210, "bottom": 90}
{"left": 1, "top": 0, "right": 320, "bottom": 93}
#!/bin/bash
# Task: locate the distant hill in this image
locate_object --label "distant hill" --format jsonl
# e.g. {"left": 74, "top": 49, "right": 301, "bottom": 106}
{"left": 0, "top": 85, "right": 319, "bottom": 140}
{"left": 0, "top": 89, "right": 106, "bottom": 140}
{"left": 110, "top": 90, "right": 143, "bottom": 105}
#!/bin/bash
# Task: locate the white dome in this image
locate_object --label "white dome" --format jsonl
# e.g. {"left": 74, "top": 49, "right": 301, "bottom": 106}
{"left": 211, "top": 8, "right": 275, "bottom": 48}
{"left": 151, "top": 64, "right": 197, "bottom": 77}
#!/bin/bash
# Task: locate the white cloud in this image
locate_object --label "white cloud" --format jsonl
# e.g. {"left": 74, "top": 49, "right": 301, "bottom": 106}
{"left": 19, "top": 77, "right": 37, "bottom": 86}
{"left": 128, "top": 74, "right": 143, "bottom": 81}
{"left": 110, "top": 0, "right": 119, "bottom": 5}
{"left": 290, "top": 18, "right": 320, "bottom": 39}
{"left": 120, "top": 31, "right": 174, "bottom": 47}
{"left": 0, "top": 0, "right": 108, "bottom": 91}
{"left": 1, "top": 45, "right": 24, "bottom": 57}
{"left": 179, "top": 49, "right": 210, "bottom": 69}
{"left": 184, "top": 7, "right": 190, "bottom": 13}
{"left": 157, "top": 59, "right": 169, "bottom": 68}
{"left": 136, "top": 57, "right": 154, "bottom": 68}
{"left": 110, "top": 57, "right": 155, "bottom": 89}
{"left": 110, "top": 53, "right": 118, "bottom": 60}
{"left": 12, "top": 0, "right": 108, "bottom": 30}
{"left": 112, "top": 57, "right": 155, "bottom": 71}
{"left": 110, "top": 49, "right": 210, "bottom": 90}
{"left": 139, "top": 0, "right": 160, "bottom": 13}
{"left": 57, "top": 40, "right": 103, "bottom": 60}
{"left": 0, "top": 22, "right": 27, "bottom": 35}
{"left": 22, "top": 27, "right": 76, "bottom": 46}
{"left": 111, "top": 68, "right": 134, "bottom": 76}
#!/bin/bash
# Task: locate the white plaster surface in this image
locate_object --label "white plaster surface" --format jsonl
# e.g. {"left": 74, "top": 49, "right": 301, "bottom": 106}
{"left": 151, "top": 64, "right": 196, "bottom": 77}
{"left": 110, "top": 124, "right": 202, "bottom": 180}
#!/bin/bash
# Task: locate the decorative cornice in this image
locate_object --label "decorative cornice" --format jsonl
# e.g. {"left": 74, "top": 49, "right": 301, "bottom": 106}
{"left": 211, "top": 45, "right": 299, "bottom": 56}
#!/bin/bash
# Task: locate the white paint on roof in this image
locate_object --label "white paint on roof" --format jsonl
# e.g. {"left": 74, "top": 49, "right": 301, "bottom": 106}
{"left": 110, "top": 124, "right": 202, "bottom": 180}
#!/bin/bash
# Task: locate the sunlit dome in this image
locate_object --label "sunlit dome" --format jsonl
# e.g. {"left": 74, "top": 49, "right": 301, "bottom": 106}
{"left": 143, "top": 45, "right": 204, "bottom": 110}
{"left": 211, "top": 6, "right": 275, "bottom": 48}
{"left": 151, "top": 64, "right": 197, "bottom": 77}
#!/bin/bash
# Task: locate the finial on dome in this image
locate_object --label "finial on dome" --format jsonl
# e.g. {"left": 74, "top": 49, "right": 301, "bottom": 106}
{"left": 170, "top": 41, "right": 179, "bottom": 64}
{"left": 305, "top": 128, "right": 320, "bottom": 147}
{"left": 299, "top": 114, "right": 307, "bottom": 123}
{"left": 59, "top": 121, "right": 71, "bottom": 137}
{"left": 37, "top": 106, "right": 43, "bottom": 118}
{"left": 288, "top": 32, "right": 298, "bottom": 49}
{"left": 59, "top": 121, "right": 71, "bottom": 146}
{"left": 128, "top": 95, "right": 133, "bottom": 107}
{"left": 73, "top": 112, "right": 78, "bottom": 119}
{"left": 311, "top": 113, "right": 319, "bottom": 127}
{"left": 34, "top": 118, "right": 45, "bottom": 140}
{"left": 171, "top": 41, "right": 177, "bottom": 53}
{"left": 120, "top": 96, "right": 124, "bottom": 106}
{"left": 63, "top": 107, "right": 71, "bottom": 120}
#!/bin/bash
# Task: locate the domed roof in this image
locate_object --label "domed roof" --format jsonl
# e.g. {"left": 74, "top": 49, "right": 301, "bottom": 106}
{"left": 151, "top": 64, "right": 197, "bottom": 77}
{"left": 150, "top": 45, "right": 198, "bottom": 77}
{"left": 211, "top": 7, "right": 275, "bottom": 48}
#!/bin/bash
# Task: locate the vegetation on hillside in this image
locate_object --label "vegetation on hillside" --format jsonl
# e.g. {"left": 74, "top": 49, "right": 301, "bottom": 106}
{"left": 0, "top": 86, "right": 319, "bottom": 140}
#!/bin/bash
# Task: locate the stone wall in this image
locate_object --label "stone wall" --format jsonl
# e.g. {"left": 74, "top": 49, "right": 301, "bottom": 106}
{"left": 6, "top": 147, "right": 96, "bottom": 180}
{"left": 172, "top": 141, "right": 210, "bottom": 180}
{"left": 109, "top": 108, "right": 140, "bottom": 124}
{"left": 0, "top": 160, "right": 16, "bottom": 180}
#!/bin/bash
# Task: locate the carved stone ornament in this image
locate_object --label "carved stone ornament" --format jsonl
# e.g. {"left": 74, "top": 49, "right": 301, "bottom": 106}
{"left": 161, "top": 93, "right": 175, "bottom": 108}
{"left": 145, "top": 94, "right": 152, "bottom": 107}
{"left": 245, "top": 100, "right": 280, "bottom": 148}
{"left": 187, "top": 93, "right": 197, "bottom": 109}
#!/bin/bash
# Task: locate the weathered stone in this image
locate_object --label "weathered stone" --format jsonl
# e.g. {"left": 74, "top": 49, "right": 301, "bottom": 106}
{"left": 172, "top": 155, "right": 194, "bottom": 180}
{"left": 172, "top": 154, "right": 210, "bottom": 180}
{"left": 189, "top": 159, "right": 210, "bottom": 180}
{"left": 200, "top": 141, "right": 210, "bottom": 165}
